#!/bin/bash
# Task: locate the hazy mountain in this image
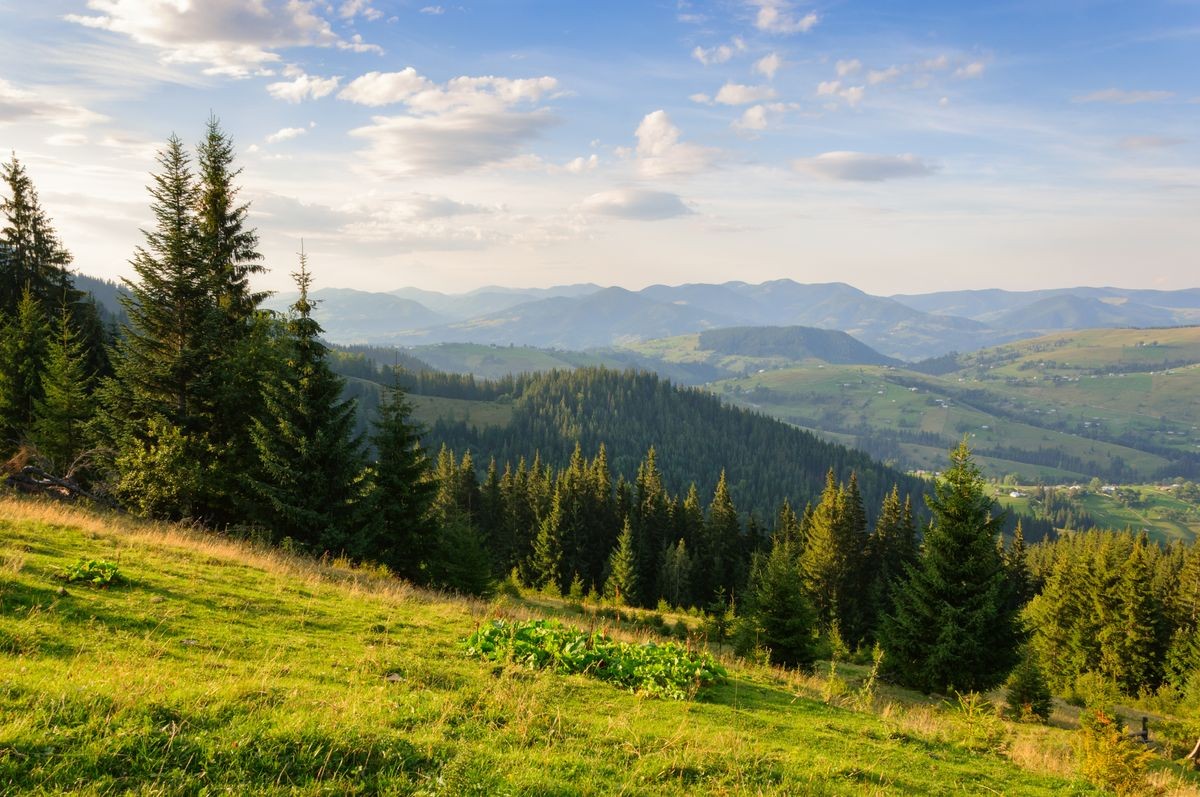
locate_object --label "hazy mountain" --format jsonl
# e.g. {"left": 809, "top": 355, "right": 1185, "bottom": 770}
{"left": 425, "top": 286, "right": 740, "bottom": 348}
{"left": 990, "top": 294, "right": 1174, "bottom": 332}
{"left": 893, "top": 286, "right": 1200, "bottom": 326}
{"left": 263, "top": 288, "right": 447, "bottom": 341}
{"left": 390, "top": 283, "right": 603, "bottom": 321}
{"left": 697, "top": 326, "right": 900, "bottom": 366}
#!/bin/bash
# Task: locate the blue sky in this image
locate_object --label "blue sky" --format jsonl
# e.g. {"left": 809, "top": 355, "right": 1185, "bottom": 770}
{"left": 1, "top": 0, "right": 1197, "bottom": 295}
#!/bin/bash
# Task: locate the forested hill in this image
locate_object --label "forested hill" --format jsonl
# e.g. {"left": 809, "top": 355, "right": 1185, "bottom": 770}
{"left": 420, "top": 366, "right": 929, "bottom": 523}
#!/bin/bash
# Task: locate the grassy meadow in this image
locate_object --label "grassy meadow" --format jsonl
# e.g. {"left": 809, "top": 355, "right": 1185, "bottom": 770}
{"left": 3, "top": 497, "right": 1200, "bottom": 794}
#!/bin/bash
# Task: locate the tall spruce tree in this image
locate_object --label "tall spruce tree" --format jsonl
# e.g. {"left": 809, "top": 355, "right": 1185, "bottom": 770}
{"left": 739, "top": 521, "right": 817, "bottom": 669}
{"left": 0, "top": 154, "right": 73, "bottom": 313}
{"left": 364, "top": 381, "right": 437, "bottom": 581}
{"left": 698, "top": 470, "right": 741, "bottom": 605}
{"left": 800, "top": 470, "right": 857, "bottom": 635}
{"left": 0, "top": 289, "right": 49, "bottom": 448}
{"left": 101, "top": 135, "right": 222, "bottom": 517}
{"left": 249, "top": 250, "right": 365, "bottom": 551}
{"left": 880, "top": 441, "right": 1022, "bottom": 693}
{"left": 31, "top": 304, "right": 94, "bottom": 473}
{"left": 605, "top": 517, "right": 638, "bottom": 606}
{"left": 864, "top": 486, "right": 917, "bottom": 639}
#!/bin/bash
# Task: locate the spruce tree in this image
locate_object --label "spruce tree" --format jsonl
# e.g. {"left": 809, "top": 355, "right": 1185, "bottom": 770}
{"left": 528, "top": 493, "right": 565, "bottom": 592}
{"left": 604, "top": 517, "right": 638, "bottom": 606}
{"left": 659, "top": 538, "right": 693, "bottom": 608}
{"left": 864, "top": 486, "right": 917, "bottom": 639}
{"left": 249, "top": 251, "right": 365, "bottom": 551}
{"left": 0, "top": 154, "right": 73, "bottom": 313}
{"left": 31, "top": 305, "right": 94, "bottom": 473}
{"left": 364, "top": 381, "right": 437, "bottom": 581}
{"left": 740, "top": 524, "right": 817, "bottom": 669}
{"left": 0, "top": 289, "right": 49, "bottom": 448}
{"left": 700, "top": 470, "right": 741, "bottom": 605}
{"left": 800, "top": 470, "right": 855, "bottom": 635}
{"left": 880, "top": 441, "right": 1022, "bottom": 693}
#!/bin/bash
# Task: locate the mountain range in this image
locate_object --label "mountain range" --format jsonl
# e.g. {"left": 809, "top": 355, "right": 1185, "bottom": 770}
{"left": 262, "top": 280, "right": 1200, "bottom": 360}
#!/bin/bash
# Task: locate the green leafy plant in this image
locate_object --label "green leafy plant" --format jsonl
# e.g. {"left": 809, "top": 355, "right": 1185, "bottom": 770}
{"left": 57, "top": 558, "right": 123, "bottom": 587}
{"left": 464, "top": 619, "right": 727, "bottom": 700}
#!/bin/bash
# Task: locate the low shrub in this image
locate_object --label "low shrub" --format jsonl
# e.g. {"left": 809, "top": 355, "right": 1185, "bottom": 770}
{"left": 465, "top": 619, "right": 727, "bottom": 700}
{"left": 56, "top": 558, "right": 123, "bottom": 587}
{"left": 1076, "top": 708, "right": 1157, "bottom": 797}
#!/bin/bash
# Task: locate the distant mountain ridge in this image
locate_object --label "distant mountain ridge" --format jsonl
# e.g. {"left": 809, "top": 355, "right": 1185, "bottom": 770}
{"left": 79, "top": 272, "right": 1200, "bottom": 361}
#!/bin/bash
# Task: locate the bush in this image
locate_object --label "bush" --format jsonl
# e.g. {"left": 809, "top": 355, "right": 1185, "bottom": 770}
{"left": 1005, "top": 652, "right": 1052, "bottom": 722}
{"left": 465, "top": 619, "right": 727, "bottom": 700}
{"left": 949, "top": 691, "right": 1009, "bottom": 756}
{"left": 1076, "top": 709, "right": 1156, "bottom": 797}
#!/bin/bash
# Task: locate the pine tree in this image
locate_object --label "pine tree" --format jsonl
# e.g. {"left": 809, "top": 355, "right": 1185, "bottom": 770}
{"left": 604, "top": 517, "right": 638, "bottom": 606}
{"left": 528, "top": 493, "right": 565, "bottom": 592}
{"left": 0, "top": 289, "right": 49, "bottom": 448}
{"left": 1005, "top": 648, "right": 1052, "bottom": 722}
{"left": 880, "top": 441, "right": 1022, "bottom": 693}
{"left": 1005, "top": 520, "right": 1033, "bottom": 609}
{"left": 659, "top": 538, "right": 693, "bottom": 608}
{"left": 249, "top": 250, "right": 365, "bottom": 551}
{"left": 0, "top": 154, "right": 73, "bottom": 313}
{"left": 800, "top": 470, "right": 855, "bottom": 634}
{"left": 699, "top": 470, "right": 741, "bottom": 605}
{"left": 364, "top": 381, "right": 437, "bottom": 581}
{"left": 740, "top": 525, "right": 817, "bottom": 669}
{"left": 31, "top": 304, "right": 94, "bottom": 473}
{"left": 632, "top": 447, "right": 670, "bottom": 606}
{"left": 864, "top": 486, "right": 917, "bottom": 639}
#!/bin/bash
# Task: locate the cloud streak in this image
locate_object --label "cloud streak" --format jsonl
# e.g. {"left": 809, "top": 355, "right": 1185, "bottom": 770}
{"left": 794, "top": 151, "right": 937, "bottom": 182}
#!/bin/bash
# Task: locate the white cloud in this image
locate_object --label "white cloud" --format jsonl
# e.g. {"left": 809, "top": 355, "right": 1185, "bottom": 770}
{"left": 1074, "top": 88, "right": 1174, "bottom": 104}
{"left": 64, "top": 0, "right": 353, "bottom": 77}
{"left": 265, "top": 126, "right": 307, "bottom": 144}
{"left": 581, "top": 188, "right": 693, "bottom": 220}
{"left": 794, "top": 151, "right": 937, "bottom": 181}
{"left": 754, "top": 53, "right": 783, "bottom": 79}
{"left": 420, "top": 5, "right": 445, "bottom": 14}
{"left": 339, "top": 0, "right": 382, "bottom": 20}
{"left": 836, "top": 59, "right": 862, "bottom": 77}
{"left": 0, "top": 78, "right": 107, "bottom": 127}
{"left": 564, "top": 154, "right": 599, "bottom": 173}
{"left": 749, "top": 0, "right": 818, "bottom": 34}
{"left": 817, "top": 80, "right": 841, "bottom": 96}
{"left": 868, "top": 66, "right": 901, "bottom": 85}
{"left": 689, "top": 93, "right": 711, "bottom": 104}
{"left": 955, "top": 61, "right": 986, "bottom": 79}
{"left": 345, "top": 70, "right": 561, "bottom": 175}
{"left": 634, "top": 110, "right": 718, "bottom": 178}
{"left": 692, "top": 37, "right": 746, "bottom": 66}
{"left": 46, "top": 133, "right": 89, "bottom": 146}
{"left": 714, "top": 83, "right": 777, "bottom": 106}
{"left": 922, "top": 55, "right": 950, "bottom": 71}
{"left": 338, "top": 34, "right": 384, "bottom": 55}
{"left": 734, "top": 104, "right": 769, "bottom": 131}
{"left": 339, "top": 68, "right": 433, "bottom": 105}
{"left": 840, "top": 86, "right": 865, "bottom": 106}
{"left": 1119, "top": 135, "right": 1186, "bottom": 150}
{"left": 266, "top": 72, "right": 340, "bottom": 103}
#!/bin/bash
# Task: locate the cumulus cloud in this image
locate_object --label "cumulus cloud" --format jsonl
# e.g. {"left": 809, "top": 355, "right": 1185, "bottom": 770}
{"left": 64, "top": 0, "right": 361, "bottom": 77}
{"left": 339, "top": 0, "right": 382, "bottom": 21}
{"left": 955, "top": 61, "right": 986, "bottom": 79}
{"left": 836, "top": 59, "right": 862, "bottom": 77}
{"left": 266, "top": 72, "right": 340, "bottom": 102}
{"left": 420, "top": 5, "right": 445, "bottom": 14}
{"left": 817, "top": 80, "right": 841, "bottom": 96}
{"left": 1074, "top": 88, "right": 1174, "bottom": 104}
{"left": 265, "top": 126, "right": 307, "bottom": 143}
{"left": 922, "top": 55, "right": 950, "bottom": 71}
{"left": 344, "top": 70, "right": 561, "bottom": 175}
{"left": 581, "top": 188, "right": 693, "bottom": 220}
{"left": 734, "top": 105, "right": 769, "bottom": 132}
{"left": 714, "top": 83, "right": 777, "bottom": 105}
{"left": 564, "top": 154, "right": 599, "bottom": 173}
{"left": 817, "top": 80, "right": 863, "bottom": 105}
{"left": 754, "top": 53, "right": 783, "bottom": 79}
{"left": 338, "top": 34, "right": 383, "bottom": 55}
{"left": 633, "top": 110, "right": 718, "bottom": 178}
{"left": 868, "top": 66, "right": 901, "bottom": 85}
{"left": 0, "top": 79, "right": 107, "bottom": 127}
{"left": 692, "top": 37, "right": 746, "bottom": 66}
{"left": 749, "top": 0, "right": 818, "bottom": 34}
{"left": 794, "top": 151, "right": 937, "bottom": 182}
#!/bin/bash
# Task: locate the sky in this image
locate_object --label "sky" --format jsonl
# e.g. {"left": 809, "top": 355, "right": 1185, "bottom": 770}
{"left": 1, "top": 0, "right": 1198, "bottom": 297}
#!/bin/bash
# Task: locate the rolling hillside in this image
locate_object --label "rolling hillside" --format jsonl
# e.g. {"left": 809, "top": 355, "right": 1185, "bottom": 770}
{"left": 1, "top": 497, "right": 1140, "bottom": 795}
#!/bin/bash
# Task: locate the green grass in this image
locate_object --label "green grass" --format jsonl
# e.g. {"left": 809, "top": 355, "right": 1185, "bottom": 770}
{"left": 994, "top": 484, "right": 1200, "bottom": 544}
{"left": 3, "top": 497, "right": 1174, "bottom": 795}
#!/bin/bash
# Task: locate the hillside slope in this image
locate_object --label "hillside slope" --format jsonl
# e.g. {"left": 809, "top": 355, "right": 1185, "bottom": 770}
{"left": 0, "top": 498, "right": 1114, "bottom": 795}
